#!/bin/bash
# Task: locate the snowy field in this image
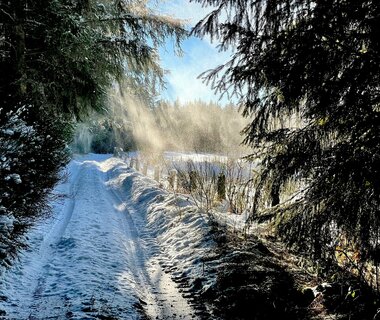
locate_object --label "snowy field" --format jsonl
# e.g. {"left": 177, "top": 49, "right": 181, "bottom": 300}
{"left": 0, "top": 154, "right": 217, "bottom": 319}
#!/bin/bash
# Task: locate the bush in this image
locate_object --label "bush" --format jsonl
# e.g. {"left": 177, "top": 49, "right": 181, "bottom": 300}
{"left": 0, "top": 105, "right": 69, "bottom": 264}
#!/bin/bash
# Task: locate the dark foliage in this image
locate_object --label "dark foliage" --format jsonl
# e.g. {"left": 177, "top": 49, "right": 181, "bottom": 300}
{"left": 0, "top": 0, "right": 184, "bottom": 263}
{"left": 192, "top": 0, "right": 380, "bottom": 268}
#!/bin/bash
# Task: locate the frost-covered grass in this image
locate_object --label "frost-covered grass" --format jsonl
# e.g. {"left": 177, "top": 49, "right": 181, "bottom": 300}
{"left": 116, "top": 150, "right": 313, "bottom": 240}
{"left": 119, "top": 151, "right": 255, "bottom": 209}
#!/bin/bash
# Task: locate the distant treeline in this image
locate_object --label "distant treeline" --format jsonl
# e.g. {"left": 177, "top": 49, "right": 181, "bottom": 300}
{"left": 72, "top": 99, "right": 249, "bottom": 156}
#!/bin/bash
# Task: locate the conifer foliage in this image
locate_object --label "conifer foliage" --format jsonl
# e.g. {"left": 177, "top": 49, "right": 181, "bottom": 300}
{"left": 192, "top": 0, "right": 380, "bottom": 265}
{"left": 0, "top": 0, "right": 183, "bottom": 263}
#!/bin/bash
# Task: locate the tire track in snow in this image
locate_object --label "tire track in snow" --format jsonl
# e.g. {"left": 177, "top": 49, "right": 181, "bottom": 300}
{"left": 29, "top": 163, "right": 84, "bottom": 315}
{"left": 0, "top": 158, "right": 85, "bottom": 319}
{"left": 24, "top": 160, "right": 144, "bottom": 319}
{"left": 1, "top": 155, "right": 197, "bottom": 319}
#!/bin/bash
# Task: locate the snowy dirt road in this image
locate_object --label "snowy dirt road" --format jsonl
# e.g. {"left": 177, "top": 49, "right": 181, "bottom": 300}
{"left": 0, "top": 155, "right": 200, "bottom": 320}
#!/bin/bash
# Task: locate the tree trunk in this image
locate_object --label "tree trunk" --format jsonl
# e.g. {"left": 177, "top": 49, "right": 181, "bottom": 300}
{"left": 270, "top": 182, "right": 280, "bottom": 207}
{"left": 11, "top": 0, "right": 26, "bottom": 98}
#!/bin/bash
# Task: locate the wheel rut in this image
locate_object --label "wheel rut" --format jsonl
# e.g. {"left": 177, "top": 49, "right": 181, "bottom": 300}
{"left": 0, "top": 156, "right": 198, "bottom": 320}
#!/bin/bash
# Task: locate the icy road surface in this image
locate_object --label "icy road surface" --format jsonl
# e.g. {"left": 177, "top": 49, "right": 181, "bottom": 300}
{"left": 0, "top": 155, "right": 198, "bottom": 319}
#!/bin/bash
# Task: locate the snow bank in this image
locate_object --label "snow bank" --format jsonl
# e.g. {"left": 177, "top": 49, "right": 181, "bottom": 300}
{"left": 107, "top": 159, "right": 218, "bottom": 299}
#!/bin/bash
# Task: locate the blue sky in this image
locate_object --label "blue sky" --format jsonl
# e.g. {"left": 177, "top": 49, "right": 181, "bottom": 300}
{"left": 154, "top": 0, "right": 233, "bottom": 104}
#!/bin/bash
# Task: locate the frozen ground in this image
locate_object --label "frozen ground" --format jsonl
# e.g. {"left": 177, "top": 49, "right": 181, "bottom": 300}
{"left": 0, "top": 154, "right": 215, "bottom": 319}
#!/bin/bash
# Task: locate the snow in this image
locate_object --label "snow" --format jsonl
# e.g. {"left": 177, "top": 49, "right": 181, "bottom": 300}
{"left": 0, "top": 154, "right": 216, "bottom": 319}
{"left": 108, "top": 163, "right": 216, "bottom": 294}
{"left": 4, "top": 174, "right": 21, "bottom": 184}
{"left": 0, "top": 215, "right": 14, "bottom": 229}
{"left": 1, "top": 130, "right": 14, "bottom": 136}
{"left": 212, "top": 207, "right": 250, "bottom": 232}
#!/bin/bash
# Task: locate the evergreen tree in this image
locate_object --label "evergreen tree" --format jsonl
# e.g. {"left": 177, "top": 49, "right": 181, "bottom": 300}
{"left": 192, "top": 0, "right": 380, "bottom": 265}
{"left": 0, "top": 0, "right": 184, "bottom": 263}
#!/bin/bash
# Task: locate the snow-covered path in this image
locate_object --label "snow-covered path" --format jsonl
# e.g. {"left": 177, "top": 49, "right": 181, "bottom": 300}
{"left": 0, "top": 155, "right": 197, "bottom": 319}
